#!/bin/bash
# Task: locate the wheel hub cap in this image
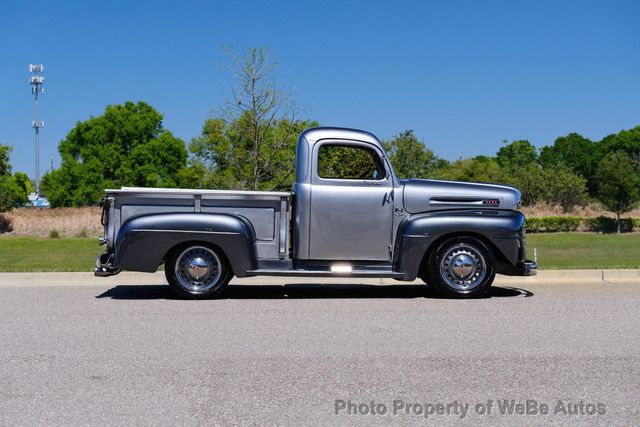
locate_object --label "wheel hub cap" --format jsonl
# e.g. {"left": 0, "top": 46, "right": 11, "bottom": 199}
{"left": 175, "top": 246, "right": 222, "bottom": 293}
{"left": 439, "top": 245, "right": 486, "bottom": 291}
{"left": 451, "top": 254, "right": 475, "bottom": 279}
{"left": 187, "top": 257, "right": 209, "bottom": 280}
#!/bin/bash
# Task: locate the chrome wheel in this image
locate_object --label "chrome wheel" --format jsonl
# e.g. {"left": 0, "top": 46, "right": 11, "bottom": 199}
{"left": 174, "top": 246, "right": 223, "bottom": 293}
{"left": 439, "top": 244, "right": 486, "bottom": 291}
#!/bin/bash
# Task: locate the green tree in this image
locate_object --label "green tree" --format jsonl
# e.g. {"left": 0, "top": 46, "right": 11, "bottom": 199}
{"left": 495, "top": 138, "right": 587, "bottom": 209}
{"left": 595, "top": 151, "right": 640, "bottom": 233}
{"left": 190, "top": 116, "right": 317, "bottom": 191}
{"left": 0, "top": 145, "right": 30, "bottom": 212}
{"left": 501, "top": 164, "right": 550, "bottom": 206}
{"left": 13, "top": 172, "right": 33, "bottom": 197}
{"left": 539, "top": 133, "right": 594, "bottom": 173}
{"left": 0, "top": 145, "right": 11, "bottom": 176}
{"left": 0, "top": 176, "right": 28, "bottom": 212}
{"left": 539, "top": 133, "right": 596, "bottom": 193}
{"left": 382, "top": 130, "right": 443, "bottom": 178}
{"left": 190, "top": 47, "right": 317, "bottom": 191}
{"left": 175, "top": 162, "right": 207, "bottom": 189}
{"left": 543, "top": 164, "right": 587, "bottom": 212}
{"left": 596, "top": 126, "right": 640, "bottom": 190}
{"left": 435, "top": 156, "right": 503, "bottom": 184}
{"left": 41, "top": 101, "right": 187, "bottom": 207}
{"left": 496, "top": 139, "right": 538, "bottom": 169}
{"left": 599, "top": 126, "right": 640, "bottom": 160}
{"left": 317, "top": 145, "right": 381, "bottom": 179}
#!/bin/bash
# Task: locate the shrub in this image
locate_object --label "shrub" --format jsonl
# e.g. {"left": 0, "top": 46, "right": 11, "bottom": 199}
{"left": 525, "top": 216, "right": 582, "bottom": 232}
{"left": 524, "top": 217, "right": 543, "bottom": 232}
{"left": 49, "top": 229, "right": 60, "bottom": 239}
{"left": 76, "top": 227, "right": 88, "bottom": 238}
{"left": 583, "top": 216, "right": 635, "bottom": 233}
{"left": 0, "top": 213, "right": 12, "bottom": 233}
{"left": 526, "top": 216, "right": 640, "bottom": 233}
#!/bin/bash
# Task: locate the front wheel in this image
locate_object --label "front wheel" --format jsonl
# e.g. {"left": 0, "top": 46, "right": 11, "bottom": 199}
{"left": 165, "top": 244, "right": 232, "bottom": 299}
{"left": 422, "top": 236, "right": 496, "bottom": 298}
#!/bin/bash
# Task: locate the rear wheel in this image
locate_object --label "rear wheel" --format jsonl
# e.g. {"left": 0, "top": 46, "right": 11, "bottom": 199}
{"left": 422, "top": 236, "right": 496, "bottom": 298}
{"left": 165, "top": 244, "right": 232, "bottom": 299}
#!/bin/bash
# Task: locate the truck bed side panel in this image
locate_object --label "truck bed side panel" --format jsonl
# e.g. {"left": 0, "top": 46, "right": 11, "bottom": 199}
{"left": 105, "top": 189, "right": 290, "bottom": 276}
{"left": 200, "top": 196, "right": 288, "bottom": 259}
{"left": 113, "top": 213, "right": 255, "bottom": 276}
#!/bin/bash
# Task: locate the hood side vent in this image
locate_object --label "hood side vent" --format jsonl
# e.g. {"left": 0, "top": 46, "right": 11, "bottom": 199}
{"left": 429, "top": 197, "right": 500, "bottom": 207}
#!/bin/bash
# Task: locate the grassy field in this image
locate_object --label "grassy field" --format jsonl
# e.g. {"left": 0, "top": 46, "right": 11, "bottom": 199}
{"left": 0, "top": 233, "right": 639, "bottom": 272}
{"left": 0, "top": 237, "right": 101, "bottom": 272}
{"left": 526, "top": 233, "right": 640, "bottom": 269}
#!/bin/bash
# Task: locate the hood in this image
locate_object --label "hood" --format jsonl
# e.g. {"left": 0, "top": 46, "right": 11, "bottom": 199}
{"left": 401, "top": 179, "right": 520, "bottom": 214}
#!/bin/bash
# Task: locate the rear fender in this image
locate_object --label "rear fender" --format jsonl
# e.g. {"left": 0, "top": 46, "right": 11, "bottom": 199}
{"left": 113, "top": 213, "right": 256, "bottom": 277}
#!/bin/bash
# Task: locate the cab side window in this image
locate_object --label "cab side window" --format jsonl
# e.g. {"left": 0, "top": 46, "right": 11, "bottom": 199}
{"left": 317, "top": 145, "right": 384, "bottom": 180}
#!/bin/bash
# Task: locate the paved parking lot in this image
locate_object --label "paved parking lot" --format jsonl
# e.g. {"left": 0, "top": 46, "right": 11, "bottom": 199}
{"left": 1, "top": 273, "right": 639, "bottom": 425}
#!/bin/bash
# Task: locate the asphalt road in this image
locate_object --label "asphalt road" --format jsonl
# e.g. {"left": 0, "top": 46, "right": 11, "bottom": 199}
{"left": 1, "top": 274, "right": 639, "bottom": 425}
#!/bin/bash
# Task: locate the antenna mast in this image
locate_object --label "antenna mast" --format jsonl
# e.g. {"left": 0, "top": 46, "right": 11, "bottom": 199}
{"left": 29, "top": 64, "right": 45, "bottom": 194}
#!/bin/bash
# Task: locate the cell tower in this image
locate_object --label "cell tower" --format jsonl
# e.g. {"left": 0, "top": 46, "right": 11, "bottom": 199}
{"left": 29, "top": 64, "right": 45, "bottom": 194}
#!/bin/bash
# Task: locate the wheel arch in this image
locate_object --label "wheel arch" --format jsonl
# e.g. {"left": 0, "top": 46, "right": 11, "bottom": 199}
{"left": 394, "top": 210, "right": 524, "bottom": 280}
{"left": 417, "top": 231, "right": 506, "bottom": 278}
{"left": 112, "top": 212, "right": 257, "bottom": 277}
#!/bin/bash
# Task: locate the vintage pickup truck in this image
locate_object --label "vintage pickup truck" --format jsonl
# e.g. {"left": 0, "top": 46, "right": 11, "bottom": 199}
{"left": 96, "top": 127, "right": 535, "bottom": 298}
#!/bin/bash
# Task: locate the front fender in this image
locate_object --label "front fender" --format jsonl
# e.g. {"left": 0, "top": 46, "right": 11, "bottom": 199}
{"left": 113, "top": 213, "right": 256, "bottom": 277}
{"left": 394, "top": 210, "right": 525, "bottom": 280}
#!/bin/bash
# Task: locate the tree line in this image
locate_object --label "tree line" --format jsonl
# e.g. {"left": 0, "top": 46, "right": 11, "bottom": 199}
{"left": 1, "top": 47, "right": 639, "bottom": 230}
{"left": 411, "top": 129, "right": 640, "bottom": 224}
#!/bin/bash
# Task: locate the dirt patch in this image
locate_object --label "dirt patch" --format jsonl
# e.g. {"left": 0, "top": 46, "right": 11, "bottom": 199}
{"left": 520, "top": 202, "right": 640, "bottom": 218}
{"left": 3, "top": 207, "right": 102, "bottom": 238}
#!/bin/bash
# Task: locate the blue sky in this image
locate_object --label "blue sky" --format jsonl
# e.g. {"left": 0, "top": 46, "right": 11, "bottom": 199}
{"left": 1, "top": 0, "right": 639, "bottom": 176}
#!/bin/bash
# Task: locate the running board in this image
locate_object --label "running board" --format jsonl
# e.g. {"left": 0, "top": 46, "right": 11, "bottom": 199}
{"left": 245, "top": 269, "right": 405, "bottom": 279}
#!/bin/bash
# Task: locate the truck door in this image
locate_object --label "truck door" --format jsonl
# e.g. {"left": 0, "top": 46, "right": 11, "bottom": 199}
{"left": 308, "top": 140, "right": 394, "bottom": 261}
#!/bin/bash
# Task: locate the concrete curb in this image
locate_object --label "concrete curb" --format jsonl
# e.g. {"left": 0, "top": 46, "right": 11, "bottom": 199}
{"left": 603, "top": 269, "right": 640, "bottom": 283}
{"left": 502, "top": 269, "right": 640, "bottom": 284}
{"left": 0, "top": 270, "right": 639, "bottom": 287}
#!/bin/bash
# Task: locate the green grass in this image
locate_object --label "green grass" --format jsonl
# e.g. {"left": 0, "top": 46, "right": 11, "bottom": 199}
{"left": 527, "top": 232, "right": 640, "bottom": 269}
{"left": 0, "top": 237, "right": 101, "bottom": 272}
{"left": 0, "top": 233, "right": 638, "bottom": 272}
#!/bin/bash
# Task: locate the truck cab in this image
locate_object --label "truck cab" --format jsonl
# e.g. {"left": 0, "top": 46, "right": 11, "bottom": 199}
{"left": 293, "top": 128, "right": 397, "bottom": 261}
{"left": 96, "top": 127, "right": 535, "bottom": 299}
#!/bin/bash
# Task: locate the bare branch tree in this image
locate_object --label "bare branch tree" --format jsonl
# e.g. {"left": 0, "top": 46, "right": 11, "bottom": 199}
{"left": 189, "top": 46, "right": 315, "bottom": 192}
{"left": 220, "top": 46, "right": 299, "bottom": 190}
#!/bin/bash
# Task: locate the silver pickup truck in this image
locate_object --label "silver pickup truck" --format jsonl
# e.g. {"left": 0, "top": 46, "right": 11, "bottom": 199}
{"left": 96, "top": 127, "right": 535, "bottom": 298}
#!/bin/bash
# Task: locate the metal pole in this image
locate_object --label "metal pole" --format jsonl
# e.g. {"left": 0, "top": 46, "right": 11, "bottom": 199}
{"left": 29, "top": 64, "right": 44, "bottom": 195}
{"left": 34, "top": 87, "right": 40, "bottom": 194}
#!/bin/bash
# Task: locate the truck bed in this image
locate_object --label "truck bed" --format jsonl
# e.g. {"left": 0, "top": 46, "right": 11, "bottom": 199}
{"left": 105, "top": 187, "right": 291, "bottom": 260}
